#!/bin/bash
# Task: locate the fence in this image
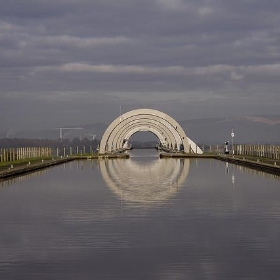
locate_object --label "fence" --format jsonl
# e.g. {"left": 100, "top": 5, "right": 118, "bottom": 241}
{"left": 1, "top": 145, "right": 279, "bottom": 161}
{"left": 53, "top": 145, "right": 98, "bottom": 157}
{"left": 235, "top": 144, "right": 280, "bottom": 160}
{"left": 202, "top": 144, "right": 280, "bottom": 160}
{"left": 0, "top": 147, "right": 52, "bottom": 163}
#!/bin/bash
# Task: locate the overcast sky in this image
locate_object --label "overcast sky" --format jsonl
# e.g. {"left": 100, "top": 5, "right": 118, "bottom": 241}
{"left": 1, "top": 0, "right": 280, "bottom": 132}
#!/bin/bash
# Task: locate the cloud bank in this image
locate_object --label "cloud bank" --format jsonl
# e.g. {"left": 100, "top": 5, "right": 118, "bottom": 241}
{"left": 0, "top": 0, "right": 280, "bottom": 131}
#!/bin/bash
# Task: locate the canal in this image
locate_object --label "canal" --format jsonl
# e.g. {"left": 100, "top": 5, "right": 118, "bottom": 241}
{"left": 0, "top": 149, "right": 280, "bottom": 279}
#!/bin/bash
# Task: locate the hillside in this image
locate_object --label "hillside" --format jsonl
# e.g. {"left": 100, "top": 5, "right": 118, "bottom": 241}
{"left": 1, "top": 115, "right": 279, "bottom": 144}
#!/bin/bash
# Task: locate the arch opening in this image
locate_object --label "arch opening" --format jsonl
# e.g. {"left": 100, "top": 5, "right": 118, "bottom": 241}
{"left": 129, "top": 131, "right": 159, "bottom": 142}
{"left": 126, "top": 128, "right": 164, "bottom": 149}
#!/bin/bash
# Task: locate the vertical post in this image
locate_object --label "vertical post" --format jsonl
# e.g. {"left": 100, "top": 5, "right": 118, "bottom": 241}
{"left": 231, "top": 129, "right": 235, "bottom": 155}
{"left": 59, "top": 128, "right": 63, "bottom": 142}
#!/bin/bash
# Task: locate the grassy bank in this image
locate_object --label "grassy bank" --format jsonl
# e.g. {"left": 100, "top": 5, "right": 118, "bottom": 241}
{"left": 0, "top": 157, "right": 53, "bottom": 171}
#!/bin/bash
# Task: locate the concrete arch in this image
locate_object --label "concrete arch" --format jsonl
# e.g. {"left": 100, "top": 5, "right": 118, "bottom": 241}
{"left": 99, "top": 108, "right": 202, "bottom": 154}
{"left": 107, "top": 116, "right": 177, "bottom": 151}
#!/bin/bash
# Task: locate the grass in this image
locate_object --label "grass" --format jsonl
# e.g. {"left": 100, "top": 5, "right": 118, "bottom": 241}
{"left": 0, "top": 157, "right": 53, "bottom": 170}
{"left": 0, "top": 154, "right": 100, "bottom": 171}
{"left": 189, "top": 151, "right": 280, "bottom": 167}
{"left": 208, "top": 152, "right": 280, "bottom": 166}
{"left": 232, "top": 155, "right": 280, "bottom": 166}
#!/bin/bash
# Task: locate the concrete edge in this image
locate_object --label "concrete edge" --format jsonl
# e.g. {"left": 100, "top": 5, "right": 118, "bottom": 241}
{"left": 160, "top": 152, "right": 280, "bottom": 176}
{"left": 0, "top": 158, "right": 75, "bottom": 180}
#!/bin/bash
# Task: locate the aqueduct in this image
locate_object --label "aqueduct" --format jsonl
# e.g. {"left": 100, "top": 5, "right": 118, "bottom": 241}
{"left": 99, "top": 109, "right": 202, "bottom": 154}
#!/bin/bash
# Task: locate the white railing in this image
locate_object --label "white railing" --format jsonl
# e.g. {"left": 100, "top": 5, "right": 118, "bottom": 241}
{"left": 0, "top": 147, "right": 52, "bottom": 162}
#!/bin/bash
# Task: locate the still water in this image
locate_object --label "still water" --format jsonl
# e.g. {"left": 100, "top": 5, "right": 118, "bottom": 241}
{"left": 0, "top": 149, "right": 280, "bottom": 279}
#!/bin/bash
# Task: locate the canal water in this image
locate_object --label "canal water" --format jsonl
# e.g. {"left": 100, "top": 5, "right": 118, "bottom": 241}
{"left": 0, "top": 149, "right": 280, "bottom": 279}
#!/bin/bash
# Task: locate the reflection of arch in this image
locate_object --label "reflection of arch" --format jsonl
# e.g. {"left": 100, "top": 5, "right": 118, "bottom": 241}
{"left": 99, "top": 153, "right": 190, "bottom": 206}
{"left": 99, "top": 109, "right": 202, "bottom": 154}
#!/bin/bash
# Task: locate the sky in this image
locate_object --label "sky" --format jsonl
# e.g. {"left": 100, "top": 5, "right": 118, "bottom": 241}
{"left": 1, "top": 0, "right": 280, "bottom": 132}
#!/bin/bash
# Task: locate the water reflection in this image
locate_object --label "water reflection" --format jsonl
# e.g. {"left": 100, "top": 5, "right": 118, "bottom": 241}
{"left": 1, "top": 153, "right": 280, "bottom": 279}
{"left": 99, "top": 151, "right": 189, "bottom": 207}
{"left": 224, "top": 160, "right": 280, "bottom": 183}
{"left": 0, "top": 169, "right": 49, "bottom": 189}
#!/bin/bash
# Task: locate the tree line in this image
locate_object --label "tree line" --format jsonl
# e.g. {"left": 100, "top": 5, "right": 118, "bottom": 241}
{"left": 0, "top": 138, "right": 99, "bottom": 150}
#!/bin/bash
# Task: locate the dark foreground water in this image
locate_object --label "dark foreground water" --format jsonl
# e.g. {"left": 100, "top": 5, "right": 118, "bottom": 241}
{"left": 0, "top": 149, "right": 280, "bottom": 280}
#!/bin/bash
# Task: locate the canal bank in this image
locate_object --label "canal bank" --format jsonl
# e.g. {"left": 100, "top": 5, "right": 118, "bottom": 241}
{"left": 0, "top": 157, "right": 76, "bottom": 180}
{"left": 1, "top": 152, "right": 280, "bottom": 180}
{"left": 160, "top": 153, "right": 280, "bottom": 176}
{"left": 0, "top": 153, "right": 129, "bottom": 180}
{"left": 216, "top": 155, "right": 280, "bottom": 176}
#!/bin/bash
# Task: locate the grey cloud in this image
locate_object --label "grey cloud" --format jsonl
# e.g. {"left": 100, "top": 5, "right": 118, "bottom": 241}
{"left": 0, "top": 0, "right": 280, "bottom": 132}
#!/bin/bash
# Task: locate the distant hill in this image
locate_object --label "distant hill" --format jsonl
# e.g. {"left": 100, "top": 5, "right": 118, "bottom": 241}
{"left": 0, "top": 123, "right": 107, "bottom": 140}
{"left": 0, "top": 115, "right": 279, "bottom": 144}
{"left": 179, "top": 115, "right": 280, "bottom": 144}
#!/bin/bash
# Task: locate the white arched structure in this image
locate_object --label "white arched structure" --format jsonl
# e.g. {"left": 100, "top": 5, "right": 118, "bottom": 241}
{"left": 99, "top": 108, "right": 202, "bottom": 154}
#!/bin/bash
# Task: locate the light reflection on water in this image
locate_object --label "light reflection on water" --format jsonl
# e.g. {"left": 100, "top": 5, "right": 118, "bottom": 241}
{"left": 100, "top": 149, "right": 189, "bottom": 207}
{"left": 0, "top": 149, "right": 280, "bottom": 280}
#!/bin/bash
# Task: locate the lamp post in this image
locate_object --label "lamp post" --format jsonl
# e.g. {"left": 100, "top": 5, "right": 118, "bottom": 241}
{"left": 231, "top": 129, "right": 235, "bottom": 155}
